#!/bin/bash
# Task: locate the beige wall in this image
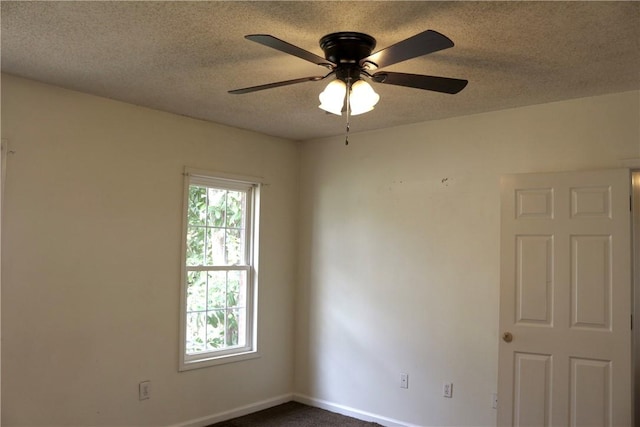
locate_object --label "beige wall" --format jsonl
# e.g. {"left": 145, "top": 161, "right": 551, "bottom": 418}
{"left": 2, "top": 73, "right": 639, "bottom": 427}
{"left": 1, "top": 74, "right": 300, "bottom": 426}
{"left": 295, "top": 91, "right": 640, "bottom": 426}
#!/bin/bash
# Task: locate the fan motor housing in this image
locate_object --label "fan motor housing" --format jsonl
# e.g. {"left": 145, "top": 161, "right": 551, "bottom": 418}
{"left": 319, "top": 32, "right": 376, "bottom": 65}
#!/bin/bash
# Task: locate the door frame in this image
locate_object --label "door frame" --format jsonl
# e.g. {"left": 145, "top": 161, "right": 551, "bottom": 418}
{"left": 623, "top": 159, "right": 640, "bottom": 427}
{"left": 632, "top": 169, "right": 640, "bottom": 427}
{"left": 0, "top": 138, "right": 7, "bottom": 426}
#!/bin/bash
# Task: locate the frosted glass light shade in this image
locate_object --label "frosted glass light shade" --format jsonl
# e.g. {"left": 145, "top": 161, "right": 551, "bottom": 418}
{"left": 349, "top": 79, "right": 380, "bottom": 115}
{"left": 318, "top": 80, "right": 347, "bottom": 115}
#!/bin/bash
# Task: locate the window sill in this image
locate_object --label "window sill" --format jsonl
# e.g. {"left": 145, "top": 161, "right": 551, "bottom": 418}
{"left": 179, "top": 350, "right": 260, "bottom": 371}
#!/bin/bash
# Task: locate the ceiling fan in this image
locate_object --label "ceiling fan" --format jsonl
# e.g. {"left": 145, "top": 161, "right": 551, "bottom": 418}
{"left": 228, "top": 30, "right": 468, "bottom": 116}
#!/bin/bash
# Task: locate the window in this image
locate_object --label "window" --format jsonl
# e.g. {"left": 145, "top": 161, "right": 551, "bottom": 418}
{"left": 179, "top": 169, "right": 259, "bottom": 370}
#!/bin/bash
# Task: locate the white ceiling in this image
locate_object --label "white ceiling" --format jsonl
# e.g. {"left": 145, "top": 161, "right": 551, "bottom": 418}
{"left": 2, "top": 1, "right": 639, "bottom": 141}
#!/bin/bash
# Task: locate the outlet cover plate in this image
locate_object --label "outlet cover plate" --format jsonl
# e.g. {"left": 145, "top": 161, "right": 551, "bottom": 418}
{"left": 139, "top": 381, "right": 151, "bottom": 400}
{"left": 443, "top": 382, "right": 453, "bottom": 398}
{"left": 400, "top": 373, "right": 409, "bottom": 389}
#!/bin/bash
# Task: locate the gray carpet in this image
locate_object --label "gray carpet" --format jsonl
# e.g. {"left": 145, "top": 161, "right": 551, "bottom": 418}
{"left": 208, "top": 401, "right": 383, "bottom": 427}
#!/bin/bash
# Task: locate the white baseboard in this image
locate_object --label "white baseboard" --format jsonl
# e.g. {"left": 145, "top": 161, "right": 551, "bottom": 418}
{"left": 168, "top": 393, "right": 293, "bottom": 427}
{"left": 168, "top": 392, "right": 417, "bottom": 427}
{"left": 293, "top": 393, "right": 417, "bottom": 427}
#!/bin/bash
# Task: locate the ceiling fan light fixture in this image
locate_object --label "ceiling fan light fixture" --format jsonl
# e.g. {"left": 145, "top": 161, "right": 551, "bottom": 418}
{"left": 232, "top": 30, "right": 467, "bottom": 128}
{"left": 318, "top": 79, "right": 347, "bottom": 115}
{"left": 349, "top": 79, "right": 380, "bottom": 115}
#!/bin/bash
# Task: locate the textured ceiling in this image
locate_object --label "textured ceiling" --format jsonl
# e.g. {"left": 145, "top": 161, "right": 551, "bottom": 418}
{"left": 2, "top": 1, "right": 639, "bottom": 141}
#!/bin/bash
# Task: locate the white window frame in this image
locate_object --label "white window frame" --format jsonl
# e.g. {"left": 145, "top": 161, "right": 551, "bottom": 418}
{"left": 179, "top": 168, "right": 260, "bottom": 371}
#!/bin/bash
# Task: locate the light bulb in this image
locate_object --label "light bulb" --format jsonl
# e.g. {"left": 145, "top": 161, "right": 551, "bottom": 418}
{"left": 318, "top": 80, "right": 346, "bottom": 115}
{"left": 349, "top": 79, "right": 380, "bottom": 115}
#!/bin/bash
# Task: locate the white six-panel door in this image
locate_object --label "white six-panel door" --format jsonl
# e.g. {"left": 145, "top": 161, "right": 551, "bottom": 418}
{"left": 498, "top": 169, "right": 632, "bottom": 427}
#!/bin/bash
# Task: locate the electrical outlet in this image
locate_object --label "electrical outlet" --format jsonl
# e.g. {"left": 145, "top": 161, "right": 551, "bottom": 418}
{"left": 400, "top": 373, "right": 409, "bottom": 389}
{"left": 139, "top": 381, "right": 151, "bottom": 400}
{"left": 443, "top": 382, "right": 453, "bottom": 398}
{"left": 491, "top": 393, "right": 498, "bottom": 409}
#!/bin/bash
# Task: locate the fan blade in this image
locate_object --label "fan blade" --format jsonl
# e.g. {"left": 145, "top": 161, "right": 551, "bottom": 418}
{"left": 229, "top": 76, "right": 325, "bottom": 94}
{"left": 361, "top": 30, "right": 454, "bottom": 70}
{"left": 372, "top": 72, "right": 468, "bottom": 94}
{"left": 245, "top": 34, "right": 335, "bottom": 68}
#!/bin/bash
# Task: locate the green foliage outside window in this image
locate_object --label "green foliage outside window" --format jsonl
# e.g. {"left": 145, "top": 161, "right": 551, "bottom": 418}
{"left": 186, "top": 186, "right": 245, "bottom": 266}
{"left": 185, "top": 184, "right": 248, "bottom": 355}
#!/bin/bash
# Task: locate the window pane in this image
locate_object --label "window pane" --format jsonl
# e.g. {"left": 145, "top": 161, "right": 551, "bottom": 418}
{"left": 188, "top": 186, "right": 207, "bottom": 226}
{"left": 226, "top": 309, "right": 245, "bottom": 347}
{"left": 206, "top": 310, "right": 226, "bottom": 350}
{"left": 206, "top": 227, "right": 226, "bottom": 265}
{"left": 226, "top": 191, "right": 245, "bottom": 229}
{"left": 207, "top": 271, "right": 226, "bottom": 309}
{"left": 186, "top": 312, "right": 207, "bottom": 354}
{"left": 207, "top": 188, "right": 226, "bottom": 227}
{"left": 227, "top": 270, "right": 246, "bottom": 308}
{"left": 186, "top": 226, "right": 205, "bottom": 266}
{"left": 226, "top": 228, "right": 244, "bottom": 265}
{"left": 186, "top": 271, "right": 207, "bottom": 312}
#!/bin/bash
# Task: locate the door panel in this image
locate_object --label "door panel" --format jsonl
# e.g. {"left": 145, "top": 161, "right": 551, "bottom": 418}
{"left": 571, "top": 235, "right": 611, "bottom": 329}
{"left": 514, "top": 353, "right": 552, "bottom": 427}
{"left": 570, "top": 358, "right": 611, "bottom": 427}
{"left": 498, "top": 169, "right": 631, "bottom": 427}
{"left": 516, "top": 235, "right": 553, "bottom": 325}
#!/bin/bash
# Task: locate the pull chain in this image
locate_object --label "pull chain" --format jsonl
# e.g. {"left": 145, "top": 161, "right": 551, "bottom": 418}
{"left": 345, "top": 79, "right": 351, "bottom": 146}
{"left": 345, "top": 120, "right": 350, "bottom": 145}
